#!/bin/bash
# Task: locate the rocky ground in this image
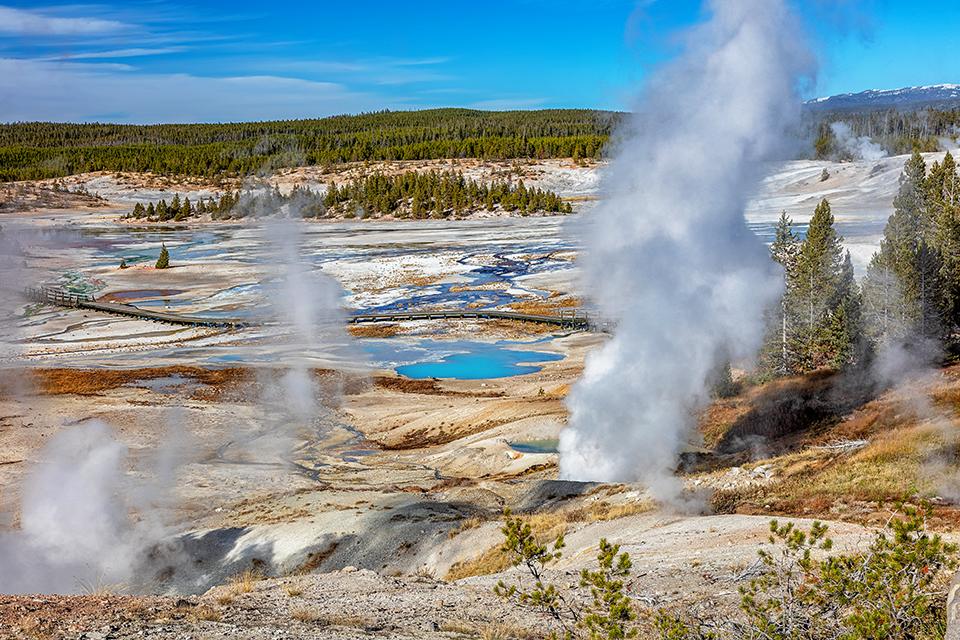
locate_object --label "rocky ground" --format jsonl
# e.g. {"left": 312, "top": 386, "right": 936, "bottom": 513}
{"left": 1, "top": 510, "right": 878, "bottom": 640}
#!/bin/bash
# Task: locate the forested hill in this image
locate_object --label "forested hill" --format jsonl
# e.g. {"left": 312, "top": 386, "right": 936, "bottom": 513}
{"left": 5, "top": 102, "right": 960, "bottom": 182}
{"left": 0, "top": 109, "right": 619, "bottom": 181}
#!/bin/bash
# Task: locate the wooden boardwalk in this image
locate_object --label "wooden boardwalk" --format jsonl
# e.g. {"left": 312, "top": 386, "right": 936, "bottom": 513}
{"left": 23, "top": 286, "right": 252, "bottom": 329}
{"left": 349, "top": 308, "right": 592, "bottom": 329}
{"left": 22, "top": 286, "right": 599, "bottom": 331}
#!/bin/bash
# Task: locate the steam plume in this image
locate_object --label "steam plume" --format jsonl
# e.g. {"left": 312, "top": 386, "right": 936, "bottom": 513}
{"left": 0, "top": 421, "right": 182, "bottom": 593}
{"left": 231, "top": 215, "right": 359, "bottom": 463}
{"left": 560, "top": 0, "right": 814, "bottom": 501}
{"left": 829, "top": 121, "right": 886, "bottom": 162}
{"left": 0, "top": 225, "right": 186, "bottom": 594}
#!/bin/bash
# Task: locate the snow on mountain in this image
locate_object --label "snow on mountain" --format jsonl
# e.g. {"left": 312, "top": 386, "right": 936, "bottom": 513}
{"left": 805, "top": 84, "right": 960, "bottom": 112}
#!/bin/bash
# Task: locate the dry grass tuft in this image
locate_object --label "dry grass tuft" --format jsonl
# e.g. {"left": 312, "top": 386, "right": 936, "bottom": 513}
{"left": 441, "top": 621, "right": 540, "bottom": 639}
{"left": 448, "top": 515, "right": 486, "bottom": 538}
{"left": 479, "top": 623, "right": 541, "bottom": 640}
{"left": 283, "top": 582, "right": 304, "bottom": 597}
{"left": 567, "top": 499, "right": 654, "bottom": 523}
{"left": 446, "top": 511, "right": 569, "bottom": 581}
{"left": 446, "top": 544, "right": 513, "bottom": 581}
{"left": 290, "top": 605, "right": 320, "bottom": 623}
{"left": 188, "top": 605, "right": 221, "bottom": 622}
{"left": 444, "top": 502, "right": 651, "bottom": 581}
{"left": 75, "top": 576, "right": 120, "bottom": 596}
{"left": 225, "top": 568, "right": 262, "bottom": 596}
{"left": 415, "top": 566, "right": 437, "bottom": 579}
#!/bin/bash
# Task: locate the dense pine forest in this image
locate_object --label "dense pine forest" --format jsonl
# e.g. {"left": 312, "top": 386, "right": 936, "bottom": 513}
{"left": 4, "top": 105, "right": 960, "bottom": 182}
{"left": 124, "top": 170, "right": 571, "bottom": 221}
{"left": 0, "top": 109, "right": 616, "bottom": 181}
{"left": 758, "top": 148, "right": 960, "bottom": 378}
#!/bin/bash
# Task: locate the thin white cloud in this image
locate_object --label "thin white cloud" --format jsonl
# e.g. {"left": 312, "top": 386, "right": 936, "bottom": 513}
{"left": 263, "top": 56, "right": 452, "bottom": 86}
{"left": 39, "top": 47, "right": 185, "bottom": 61}
{"left": 0, "top": 58, "right": 402, "bottom": 123}
{"left": 0, "top": 5, "right": 128, "bottom": 36}
{"left": 391, "top": 56, "right": 451, "bottom": 66}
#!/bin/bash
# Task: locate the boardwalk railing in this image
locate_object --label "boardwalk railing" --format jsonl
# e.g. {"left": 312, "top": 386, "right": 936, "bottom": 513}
{"left": 349, "top": 308, "right": 597, "bottom": 330}
{"left": 24, "top": 286, "right": 95, "bottom": 307}
{"left": 23, "top": 286, "right": 250, "bottom": 329}
{"left": 24, "top": 286, "right": 607, "bottom": 332}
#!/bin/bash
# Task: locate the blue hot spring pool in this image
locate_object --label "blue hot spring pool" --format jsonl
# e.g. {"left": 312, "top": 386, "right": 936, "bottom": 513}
{"left": 362, "top": 338, "right": 565, "bottom": 380}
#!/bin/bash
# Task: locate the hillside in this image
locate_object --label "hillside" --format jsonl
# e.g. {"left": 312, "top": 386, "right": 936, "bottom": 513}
{"left": 0, "top": 109, "right": 618, "bottom": 181}
{"left": 4, "top": 89, "right": 960, "bottom": 183}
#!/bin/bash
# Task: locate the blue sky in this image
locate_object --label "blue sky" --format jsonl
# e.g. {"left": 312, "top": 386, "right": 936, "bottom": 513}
{"left": 0, "top": 1, "right": 957, "bottom": 123}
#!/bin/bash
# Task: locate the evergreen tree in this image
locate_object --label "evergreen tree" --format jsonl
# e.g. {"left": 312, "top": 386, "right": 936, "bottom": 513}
{"left": 145, "top": 202, "right": 155, "bottom": 218}
{"left": 863, "top": 150, "right": 945, "bottom": 341}
{"left": 829, "top": 251, "right": 864, "bottom": 368}
{"left": 155, "top": 244, "right": 170, "bottom": 269}
{"left": 132, "top": 202, "right": 145, "bottom": 218}
{"left": 862, "top": 243, "right": 905, "bottom": 343}
{"left": 763, "top": 211, "right": 803, "bottom": 375}
{"left": 928, "top": 152, "right": 960, "bottom": 326}
{"left": 793, "top": 200, "right": 842, "bottom": 368}
{"left": 156, "top": 199, "right": 170, "bottom": 221}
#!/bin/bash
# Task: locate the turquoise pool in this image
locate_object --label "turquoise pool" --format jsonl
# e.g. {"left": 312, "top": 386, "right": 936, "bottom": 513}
{"left": 362, "top": 338, "right": 564, "bottom": 380}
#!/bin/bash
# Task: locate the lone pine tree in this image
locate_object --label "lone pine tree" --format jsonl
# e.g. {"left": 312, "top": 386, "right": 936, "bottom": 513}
{"left": 155, "top": 244, "right": 170, "bottom": 269}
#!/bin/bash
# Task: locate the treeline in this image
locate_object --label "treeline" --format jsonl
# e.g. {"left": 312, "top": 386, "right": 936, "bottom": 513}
{"left": 124, "top": 171, "right": 571, "bottom": 221}
{"left": 9, "top": 104, "right": 957, "bottom": 182}
{"left": 812, "top": 108, "right": 960, "bottom": 158}
{"left": 0, "top": 109, "right": 616, "bottom": 181}
{"left": 324, "top": 170, "right": 572, "bottom": 217}
{"left": 125, "top": 187, "right": 326, "bottom": 222}
{"left": 759, "top": 149, "right": 960, "bottom": 377}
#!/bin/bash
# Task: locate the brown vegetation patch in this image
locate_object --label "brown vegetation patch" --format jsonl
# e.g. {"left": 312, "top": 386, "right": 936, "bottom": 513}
{"left": 708, "top": 419, "right": 951, "bottom": 522}
{"left": 472, "top": 318, "right": 558, "bottom": 337}
{"left": 398, "top": 274, "right": 445, "bottom": 288}
{"left": 508, "top": 296, "right": 581, "bottom": 317}
{"left": 27, "top": 366, "right": 369, "bottom": 401}
{"left": 372, "top": 375, "right": 504, "bottom": 397}
{"left": 29, "top": 366, "right": 250, "bottom": 396}
{"left": 349, "top": 323, "right": 402, "bottom": 338}
{"left": 713, "top": 369, "right": 877, "bottom": 455}
{"left": 446, "top": 511, "right": 569, "bottom": 581}
{"left": 698, "top": 398, "right": 752, "bottom": 448}
{"left": 696, "top": 363, "right": 960, "bottom": 522}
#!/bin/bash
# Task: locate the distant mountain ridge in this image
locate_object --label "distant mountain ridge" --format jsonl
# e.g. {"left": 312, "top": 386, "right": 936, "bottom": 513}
{"left": 806, "top": 84, "right": 960, "bottom": 112}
